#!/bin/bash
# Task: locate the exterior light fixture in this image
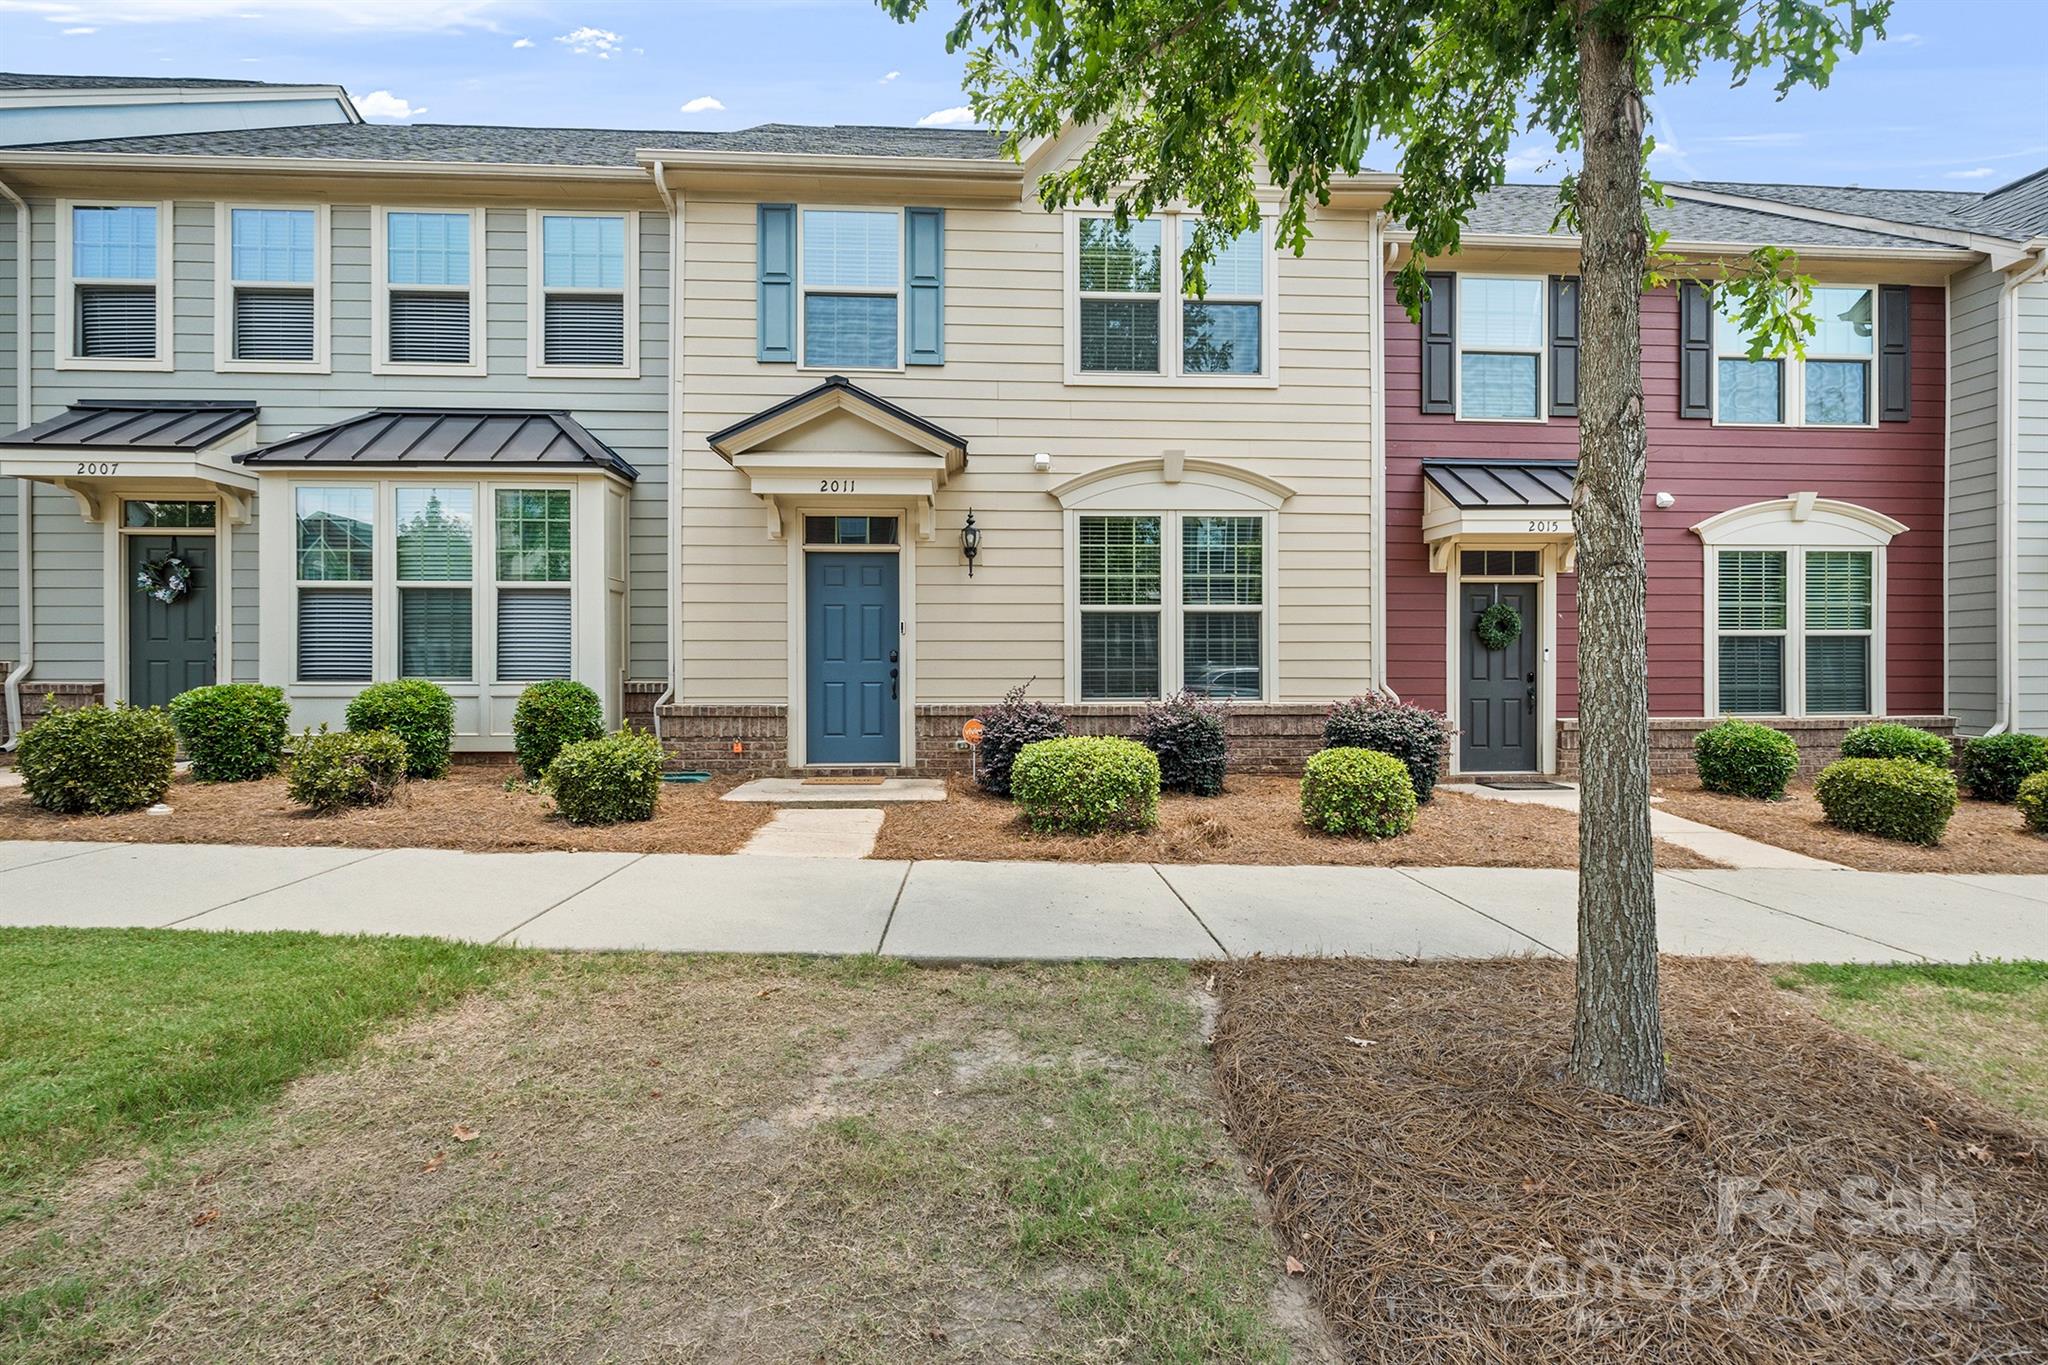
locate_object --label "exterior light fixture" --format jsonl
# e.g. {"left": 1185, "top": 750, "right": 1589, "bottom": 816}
{"left": 961, "top": 509, "right": 983, "bottom": 577}
{"left": 1654, "top": 491, "right": 1676, "bottom": 509}
{"left": 1033, "top": 451, "right": 1053, "bottom": 473}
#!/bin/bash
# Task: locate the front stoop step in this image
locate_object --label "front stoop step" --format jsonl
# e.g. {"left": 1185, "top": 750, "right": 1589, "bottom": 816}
{"left": 721, "top": 777, "right": 947, "bottom": 807}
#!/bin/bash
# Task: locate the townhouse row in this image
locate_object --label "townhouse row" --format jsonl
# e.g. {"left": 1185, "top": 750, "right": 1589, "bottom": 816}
{"left": 0, "top": 71, "right": 2041, "bottom": 778}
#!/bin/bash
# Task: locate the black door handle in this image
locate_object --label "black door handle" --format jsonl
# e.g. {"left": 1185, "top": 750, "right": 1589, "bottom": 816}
{"left": 891, "top": 667, "right": 899, "bottom": 701}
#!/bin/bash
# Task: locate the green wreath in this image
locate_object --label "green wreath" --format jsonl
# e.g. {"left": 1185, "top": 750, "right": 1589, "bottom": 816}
{"left": 1474, "top": 601, "right": 1523, "bottom": 652}
{"left": 135, "top": 553, "right": 195, "bottom": 606}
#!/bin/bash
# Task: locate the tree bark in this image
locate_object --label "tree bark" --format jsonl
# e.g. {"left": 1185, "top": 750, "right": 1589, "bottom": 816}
{"left": 1567, "top": 7, "right": 1666, "bottom": 1103}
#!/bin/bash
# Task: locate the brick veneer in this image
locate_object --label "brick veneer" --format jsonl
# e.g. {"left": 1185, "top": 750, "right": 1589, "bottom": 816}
{"left": 13, "top": 681, "right": 106, "bottom": 734}
{"left": 622, "top": 681, "right": 664, "bottom": 735}
{"left": 654, "top": 700, "right": 1333, "bottom": 775}
{"left": 1556, "top": 715, "right": 1958, "bottom": 779}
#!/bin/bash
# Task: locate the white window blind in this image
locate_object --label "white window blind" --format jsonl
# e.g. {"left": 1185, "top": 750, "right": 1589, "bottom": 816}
{"left": 496, "top": 590, "right": 572, "bottom": 682}
{"left": 1457, "top": 278, "right": 1543, "bottom": 418}
{"left": 383, "top": 211, "right": 474, "bottom": 368}
{"left": 538, "top": 214, "right": 628, "bottom": 368}
{"left": 801, "top": 209, "right": 900, "bottom": 369}
{"left": 298, "top": 590, "right": 372, "bottom": 681}
{"left": 229, "top": 208, "right": 318, "bottom": 362}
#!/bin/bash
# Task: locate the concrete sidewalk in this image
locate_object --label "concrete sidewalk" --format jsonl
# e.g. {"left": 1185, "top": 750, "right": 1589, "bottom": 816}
{"left": 2, "top": 838, "right": 2043, "bottom": 963}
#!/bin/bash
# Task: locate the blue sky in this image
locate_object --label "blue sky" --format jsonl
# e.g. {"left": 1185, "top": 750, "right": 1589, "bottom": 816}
{"left": 0, "top": 0, "right": 2042, "bottom": 190}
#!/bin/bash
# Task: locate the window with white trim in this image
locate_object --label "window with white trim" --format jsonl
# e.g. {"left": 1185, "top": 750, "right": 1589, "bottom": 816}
{"left": 1713, "top": 547, "right": 1876, "bottom": 716}
{"left": 533, "top": 212, "right": 633, "bottom": 372}
{"left": 377, "top": 209, "right": 480, "bottom": 371}
{"left": 1715, "top": 285, "right": 1876, "bottom": 426}
{"left": 220, "top": 206, "right": 323, "bottom": 368}
{"left": 1075, "top": 511, "right": 1267, "bottom": 700}
{"left": 1457, "top": 277, "right": 1544, "bottom": 419}
{"left": 495, "top": 489, "right": 573, "bottom": 682}
{"left": 295, "top": 486, "right": 375, "bottom": 683}
{"left": 64, "top": 202, "right": 166, "bottom": 365}
{"left": 800, "top": 208, "right": 901, "bottom": 370}
{"left": 1071, "top": 213, "right": 1272, "bottom": 381}
{"left": 395, "top": 487, "right": 475, "bottom": 681}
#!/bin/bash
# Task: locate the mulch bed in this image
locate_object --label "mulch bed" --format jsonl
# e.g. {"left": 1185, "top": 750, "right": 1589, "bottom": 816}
{"left": 0, "top": 762, "right": 770, "bottom": 854}
{"left": 1654, "top": 780, "right": 2048, "bottom": 873}
{"left": 873, "top": 776, "right": 1722, "bottom": 868}
{"left": 1210, "top": 956, "right": 2048, "bottom": 1363}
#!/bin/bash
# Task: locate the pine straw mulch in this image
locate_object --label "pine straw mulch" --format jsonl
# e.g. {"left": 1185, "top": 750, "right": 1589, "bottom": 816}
{"left": 1208, "top": 956, "right": 2048, "bottom": 1365}
{"left": 873, "top": 776, "right": 1723, "bottom": 868}
{"left": 1653, "top": 780, "right": 2048, "bottom": 873}
{"left": 0, "top": 762, "right": 770, "bottom": 854}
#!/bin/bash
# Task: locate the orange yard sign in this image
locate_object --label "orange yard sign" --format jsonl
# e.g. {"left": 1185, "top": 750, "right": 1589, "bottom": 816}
{"left": 962, "top": 718, "right": 986, "bottom": 745}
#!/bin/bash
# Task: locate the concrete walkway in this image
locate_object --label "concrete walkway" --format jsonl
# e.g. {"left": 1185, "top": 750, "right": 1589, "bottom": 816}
{"left": 1440, "top": 781, "right": 1845, "bottom": 869}
{"left": 2, "top": 838, "right": 2042, "bottom": 963}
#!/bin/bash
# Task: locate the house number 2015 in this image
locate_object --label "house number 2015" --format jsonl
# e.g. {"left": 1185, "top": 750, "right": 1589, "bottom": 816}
{"left": 1526, "top": 518, "right": 1562, "bottom": 533}
{"left": 819, "top": 479, "right": 856, "bottom": 493}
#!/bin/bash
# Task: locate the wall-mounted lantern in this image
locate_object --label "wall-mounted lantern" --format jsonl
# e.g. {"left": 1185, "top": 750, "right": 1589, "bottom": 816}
{"left": 961, "top": 509, "right": 982, "bottom": 577}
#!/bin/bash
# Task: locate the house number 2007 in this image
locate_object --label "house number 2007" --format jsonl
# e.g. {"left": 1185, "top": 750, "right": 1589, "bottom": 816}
{"left": 819, "top": 479, "right": 856, "bottom": 493}
{"left": 76, "top": 461, "right": 118, "bottom": 476}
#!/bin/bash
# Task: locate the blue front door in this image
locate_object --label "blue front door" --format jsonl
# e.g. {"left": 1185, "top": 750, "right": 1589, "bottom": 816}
{"left": 806, "top": 552, "right": 900, "bottom": 765}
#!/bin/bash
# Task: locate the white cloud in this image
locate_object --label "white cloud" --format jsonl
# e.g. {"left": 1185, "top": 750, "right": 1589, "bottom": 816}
{"left": 1503, "top": 145, "right": 1553, "bottom": 176}
{"left": 554, "top": 24, "right": 622, "bottom": 58}
{"left": 512, "top": 36, "right": 531, "bottom": 47}
{"left": 679, "top": 95, "right": 724, "bottom": 114}
{"left": 0, "top": 0, "right": 512, "bottom": 32}
{"left": 353, "top": 89, "right": 428, "bottom": 120}
{"left": 1889, "top": 31, "right": 1924, "bottom": 46}
{"left": 1707, "top": 131, "right": 1806, "bottom": 147}
{"left": 1945, "top": 167, "right": 1998, "bottom": 180}
{"left": 61, "top": 22, "right": 92, "bottom": 30}
{"left": 917, "top": 105, "right": 977, "bottom": 128}
{"left": 879, "top": 70, "right": 899, "bottom": 84}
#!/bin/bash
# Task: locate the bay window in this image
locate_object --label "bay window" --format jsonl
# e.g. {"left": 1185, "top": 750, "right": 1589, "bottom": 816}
{"left": 1070, "top": 212, "right": 1273, "bottom": 383}
{"left": 1075, "top": 511, "right": 1268, "bottom": 700}
{"left": 532, "top": 211, "right": 634, "bottom": 374}
{"left": 495, "top": 489, "right": 573, "bottom": 682}
{"left": 395, "top": 487, "right": 475, "bottom": 681}
{"left": 295, "top": 487, "right": 375, "bottom": 682}
{"left": 62, "top": 201, "right": 170, "bottom": 368}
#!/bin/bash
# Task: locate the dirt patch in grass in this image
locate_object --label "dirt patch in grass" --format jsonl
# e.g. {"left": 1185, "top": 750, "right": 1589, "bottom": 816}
{"left": 0, "top": 762, "right": 770, "bottom": 854}
{"left": 1209, "top": 956, "right": 2048, "bottom": 1363}
{"left": 1654, "top": 779, "right": 2048, "bottom": 873}
{"left": 2, "top": 956, "right": 1332, "bottom": 1363}
{"left": 874, "top": 776, "right": 1721, "bottom": 868}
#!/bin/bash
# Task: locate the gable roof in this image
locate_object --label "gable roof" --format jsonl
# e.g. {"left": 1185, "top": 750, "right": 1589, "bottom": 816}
{"left": 0, "top": 71, "right": 310, "bottom": 92}
{"left": 238, "top": 409, "right": 637, "bottom": 479}
{"left": 0, "top": 400, "right": 257, "bottom": 451}
{"left": 3, "top": 120, "right": 1006, "bottom": 168}
{"left": 708, "top": 375, "right": 969, "bottom": 469}
{"left": 1449, "top": 183, "right": 1948, "bottom": 251}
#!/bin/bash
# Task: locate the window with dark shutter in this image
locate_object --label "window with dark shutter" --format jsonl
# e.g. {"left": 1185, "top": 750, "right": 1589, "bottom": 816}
{"left": 1420, "top": 272, "right": 1455, "bottom": 413}
{"left": 537, "top": 214, "right": 630, "bottom": 370}
{"left": 76, "top": 285, "right": 157, "bottom": 359}
{"left": 1879, "top": 285, "right": 1912, "bottom": 422}
{"left": 1678, "top": 281, "right": 1713, "bottom": 419}
{"left": 1548, "top": 275, "right": 1579, "bottom": 417}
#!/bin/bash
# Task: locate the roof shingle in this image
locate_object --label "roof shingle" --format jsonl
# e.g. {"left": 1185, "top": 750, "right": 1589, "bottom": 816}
{"left": 1458, "top": 183, "right": 1946, "bottom": 250}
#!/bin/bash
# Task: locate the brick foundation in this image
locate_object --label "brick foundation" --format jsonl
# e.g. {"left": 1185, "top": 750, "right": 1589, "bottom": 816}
{"left": 1556, "top": 714, "right": 1958, "bottom": 779}
{"left": 654, "top": 700, "right": 1333, "bottom": 776}
{"left": 622, "top": 681, "right": 663, "bottom": 735}
{"left": 12, "top": 681, "right": 107, "bottom": 738}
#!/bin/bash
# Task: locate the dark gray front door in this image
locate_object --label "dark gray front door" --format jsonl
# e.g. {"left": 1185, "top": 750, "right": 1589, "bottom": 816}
{"left": 805, "top": 551, "right": 900, "bottom": 765}
{"left": 127, "top": 535, "right": 215, "bottom": 709}
{"left": 1460, "top": 580, "right": 1538, "bottom": 772}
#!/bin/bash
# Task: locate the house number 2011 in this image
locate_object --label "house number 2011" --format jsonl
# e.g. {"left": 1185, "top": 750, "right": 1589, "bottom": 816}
{"left": 819, "top": 479, "right": 856, "bottom": 493}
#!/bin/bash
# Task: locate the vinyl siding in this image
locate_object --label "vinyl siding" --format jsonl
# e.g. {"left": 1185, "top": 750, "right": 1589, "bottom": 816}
{"left": 1948, "top": 257, "right": 2002, "bottom": 732}
{"left": 2016, "top": 279, "right": 2048, "bottom": 731}
{"left": 677, "top": 195, "right": 1374, "bottom": 707}
{"left": 5, "top": 195, "right": 669, "bottom": 686}
{"left": 0, "top": 193, "right": 16, "bottom": 664}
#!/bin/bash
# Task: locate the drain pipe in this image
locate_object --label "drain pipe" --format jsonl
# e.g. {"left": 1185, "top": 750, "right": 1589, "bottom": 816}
{"left": 1368, "top": 215, "right": 1399, "bottom": 701}
{"left": 645, "top": 159, "right": 681, "bottom": 740}
{"left": 2, "top": 174, "right": 31, "bottom": 749}
{"left": 1984, "top": 244, "right": 2048, "bottom": 738}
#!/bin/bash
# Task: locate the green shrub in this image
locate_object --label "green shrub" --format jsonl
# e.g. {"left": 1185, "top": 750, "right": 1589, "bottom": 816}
{"left": 1814, "top": 756, "right": 1957, "bottom": 846}
{"left": 974, "top": 682, "right": 1068, "bottom": 797}
{"left": 344, "top": 679, "right": 456, "bottom": 779}
{"left": 1959, "top": 732, "right": 2048, "bottom": 803}
{"left": 1693, "top": 718, "right": 1800, "bottom": 800}
{"left": 285, "top": 728, "right": 409, "bottom": 813}
{"left": 1010, "top": 736, "right": 1160, "bottom": 834}
{"left": 1131, "top": 691, "right": 1228, "bottom": 796}
{"left": 1323, "top": 697, "right": 1451, "bottom": 803}
{"left": 2018, "top": 771, "right": 2048, "bottom": 833}
{"left": 16, "top": 701, "right": 176, "bottom": 815}
{"left": 1300, "top": 746, "right": 1417, "bottom": 839}
{"left": 513, "top": 680, "right": 605, "bottom": 781}
{"left": 168, "top": 683, "right": 289, "bottom": 782}
{"left": 1840, "top": 722, "right": 1952, "bottom": 770}
{"left": 546, "top": 728, "right": 664, "bottom": 826}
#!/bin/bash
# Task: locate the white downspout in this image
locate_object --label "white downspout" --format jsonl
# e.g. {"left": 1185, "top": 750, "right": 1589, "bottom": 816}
{"left": 2, "top": 175, "right": 31, "bottom": 749}
{"left": 1985, "top": 245, "right": 2048, "bottom": 738}
{"left": 1368, "top": 213, "right": 1398, "bottom": 701}
{"left": 646, "top": 160, "right": 680, "bottom": 739}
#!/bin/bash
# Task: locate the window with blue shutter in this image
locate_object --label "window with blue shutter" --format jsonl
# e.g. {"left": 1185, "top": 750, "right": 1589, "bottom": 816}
{"left": 905, "top": 207, "right": 945, "bottom": 365}
{"left": 69, "top": 204, "right": 159, "bottom": 361}
{"left": 801, "top": 208, "right": 901, "bottom": 369}
{"left": 228, "top": 208, "right": 319, "bottom": 364}
{"left": 757, "top": 204, "right": 796, "bottom": 363}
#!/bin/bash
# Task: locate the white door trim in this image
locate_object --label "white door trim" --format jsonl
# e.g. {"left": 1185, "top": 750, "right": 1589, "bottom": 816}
{"left": 102, "top": 492, "right": 227, "bottom": 706}
{"left": 784, "top": 504, "right": 916, "bottom": 769}
{"left": 1443, "top": 543, "right": 1560, "bottom": 775}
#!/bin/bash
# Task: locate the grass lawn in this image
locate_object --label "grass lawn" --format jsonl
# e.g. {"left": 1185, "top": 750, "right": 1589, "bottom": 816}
{"left": 1779, "top": 961, "right": 2048, "bottom": 1123}
{"left": 2, "top": 946, "right": 1327, "bottom": 1363}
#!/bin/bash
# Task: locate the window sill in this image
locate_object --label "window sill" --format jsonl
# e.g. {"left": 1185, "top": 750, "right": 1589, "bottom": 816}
{"left": 371, "top": 359, "right": 488, "bottom": 378}
{"left": 57, "top": 356, "right": 172, "bottom": 373}
{"left": 1062, "top": 371, "right": 1279, "bottom": 390}
{"left": 528, "top": 363, "right": 643, "bottom": 381}
{"left": 1452, "top": 414, "right": 1549, "bottom": 425}
{"left": 1708, "top": 418, "right": 1879, "bottom": 431}
{"left": 793, "top": 362, "right": 907, "bottom": 377}
{"left": 217, "top": 359, "right": 330, "bottom": 376}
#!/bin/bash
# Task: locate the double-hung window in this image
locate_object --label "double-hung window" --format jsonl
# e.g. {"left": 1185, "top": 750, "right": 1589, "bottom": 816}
{"left": 1456, "top": 277, "right": 1545, "bottom": 419}
{"left": 62, "top": 202, "right": 170, "bottom": 368}
{"left": 295, "top": 487, "right": 375, "bottom": 682}
{"left": 1075, "top": 512, "right": 1268, "bottom": 700}
{"left": 396, "top": 487, "right": 475, "bottom": 681}
{"left": 1713, "top": 546, "right": 1877, "bottom": 716}
{"left": 218, "top": 206, "right": 325, "bottom": 370}
{"left": 800, "top": 208, "right": 902, "bottom": 369}
{"left": 1714, "top": 285, "right": 1876, "bottom": 426}
{"left": 376, "top": 208, "right": 482, "bottom": 373}
{"left": 495, "top": 489, "right": 573, "bottom": 682}
{"left": 532, "top": 211, "right": 635, "bottom": 374}
{"left": 1071, "top": 213, "right": 1273, "bottom": 382}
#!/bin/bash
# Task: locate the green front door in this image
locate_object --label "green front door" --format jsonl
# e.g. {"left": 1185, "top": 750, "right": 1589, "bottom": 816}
{"left": 127, "top": 535, "right": 215, "bottom": 708}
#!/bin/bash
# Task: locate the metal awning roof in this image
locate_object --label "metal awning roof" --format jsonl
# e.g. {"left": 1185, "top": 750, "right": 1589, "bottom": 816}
{"left": 0, "top": 400, "right": 257, "bottom": 450}
{"left": 237, "top": 408, "right": 637, "bottom": 480}
{"left": 1421, "top": 459, "right": 1577, "bottom": 509}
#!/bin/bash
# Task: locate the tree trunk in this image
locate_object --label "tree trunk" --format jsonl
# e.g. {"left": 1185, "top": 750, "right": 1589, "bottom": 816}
{"left": 1567, "top": 8, "right": 1666, "bottom": 1103}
